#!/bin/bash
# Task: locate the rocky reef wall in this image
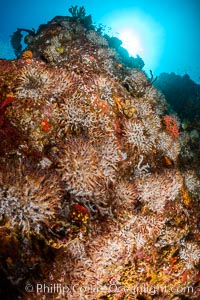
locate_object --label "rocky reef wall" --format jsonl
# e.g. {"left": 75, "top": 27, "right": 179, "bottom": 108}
{"left": 0, "top": 8, "right": 199, "bottom": 300}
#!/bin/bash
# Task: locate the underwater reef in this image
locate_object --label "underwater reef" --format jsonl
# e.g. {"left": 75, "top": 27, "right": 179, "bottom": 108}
{"left": 154, "top": 72, "right": 200, "bottom": 125}
{"left": 0, "top": 6, "right": 199, "bottom": 300}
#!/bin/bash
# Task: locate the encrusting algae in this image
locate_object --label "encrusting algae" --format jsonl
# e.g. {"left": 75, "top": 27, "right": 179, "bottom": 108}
{"left": 0, "top": 5, "right": 199, "bottom": 300}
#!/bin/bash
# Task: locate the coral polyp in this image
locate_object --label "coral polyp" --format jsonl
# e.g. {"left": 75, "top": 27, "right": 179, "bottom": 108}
{"left": 114, "top": 179, "right": 137, "bottom": 211}
{"left": 135, "top": 169, "right": 183, "bottom": 213}
{"left": 0, "top": 161, "right": 62, "bottom": 236}
{"left": 123, "top": 118, "right": 155, "bottom": 154}
{"left": 57, "top": 137, "right": 106, "bottom": 204}
{"left": 16, "top": 62, "right": 51, "bottom": 100}
{"left": 16, "top": 62, "right": 78, "bottom": 101}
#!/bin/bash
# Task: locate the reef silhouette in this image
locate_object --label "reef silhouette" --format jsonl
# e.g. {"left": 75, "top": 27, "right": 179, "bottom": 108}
{"left": 155, "top": 72, "right": 200, "bottom": 123}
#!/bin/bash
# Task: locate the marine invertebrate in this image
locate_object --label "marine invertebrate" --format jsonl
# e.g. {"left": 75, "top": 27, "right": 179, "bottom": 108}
{"left": 92, "top": 74, "right": 114, "bottom": 105}
{"left": 134, "top": 154, "right": 150, "bottom": 178}
{"left": 86, "top": 30, "right": 108, "bottom": 46}
{"left": 68, "top": 5, "right": 86, "bottom": 19}
{"left": 190, "top": 128, "right": 199, "bottom": 142}
{"left": 7, "top": 69, "right": 79, "bottom": 152}
{"left": 153, "top": 89, "right": 168, "bottom": 115}
{"left": 164, "top": 155, "right": 173, "bottom": 166}
{"left": 16, "top": 62, "right": 51, "bottom": 100}
{"left": 52, "top": 213, "right": 165, "bottom": 299}
{"left": 43, "top": 44, "right": 63, "bottom": 64}
{"left": 0, "top": 95, "right": 17, "bottom": 110}
{"left": 60, "top": 91, "right": 114, "bottom": 144}
{"left": 0, "top": 162, "right": 62, "bottom": 236}
{"left": 163, "top": 114, "right": 179, "bottom": 138}
{"left": 69, "top": 203, "right": 90, "bottom": 225}
{"left": 157, "top": 131, "right": 181, "bottom": 162}
{"left": 51, "top": 68, "right": 78, "bottom": 98}
{"left": 135, "top": 169, "right": 183, "bottom": 213}
{"left": 16, "top": 62, "right": 78, "bottom": 100}
{"left": 122, "top": 99, "right": 135, "bottom": 118}
{"left": 179, "top": 242, "right": 200, "bottom": 269}
{"left": 183, "top": 170, "right": 200, "bottom": 198}
{"left": 123, "top": 118, "right": 156, "bottom": 154}
{"left": 132, "top": 98, "right": 152, "bottom": 117}
{"left": 63, "top": 229, "right": 132, "bottom": 296}
{"left": 114, "top": 179, "right": 137, "bottom": 212}
{"left": 21, "top": 50, "right": 33, "bottom": 59}
{"left": 40, "top": 118, "right": 52, "bottom": 132}
{"left": 6, "top": 97, "right": 60, "bottom": 152}
{"left": 122, "top": 96, "right": 162, "bottom": 157}
{"left": 0, "top": 96, "right": 23, "bottom": 155}
{"left": 57, "top": 137, "right": 105, "bottom": 199}
{"left": 181, "top": 186, "right": 191, "bottom": 206}
{"left": 123, "top": 69, "right": 150, "bottom": 96}
{"left": 163, "top": 139, "right": 181, "bottom": 162}
{"left": 99, "top": 135, "right": 124, "bottom": 183}
{"left": 60, "top": 94, "right": 90, "bottom": 134}
{"left": 179, "top": 131, "right": 190, "bottom": 148}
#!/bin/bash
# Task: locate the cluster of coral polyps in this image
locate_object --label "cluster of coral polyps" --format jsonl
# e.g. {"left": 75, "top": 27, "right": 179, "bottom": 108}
{"left": 0, "top": 13, "right": 199, "bottom": 300}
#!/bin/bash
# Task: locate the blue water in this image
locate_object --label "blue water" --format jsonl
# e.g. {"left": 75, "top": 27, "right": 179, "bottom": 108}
{"left": 1, "top": 0, "right": 200, "bottom": 83}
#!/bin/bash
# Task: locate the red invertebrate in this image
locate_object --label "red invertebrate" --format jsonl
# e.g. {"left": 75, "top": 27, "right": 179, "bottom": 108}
{"left": 114, "top": 118, "right": 122, "bottom": 134}
{"left": 0, "top": 96, "right": 17, "bottom": 110}
{"left": 70, "top": 203, "right": 90, "bottom": 224}
{"left": 163, "top": 115, "right": 179, "bottom": 138}
{"left": 71, "top": 203, "right": 90, "bottom": 215}
{"left": 41, "top": 118, "right": 52, "bottom": 132}
{"left": 0, "top": 94, "right": 23, "bottom": 154}
{"left": 181, "top": 270, "right": 188, "bottom": 282}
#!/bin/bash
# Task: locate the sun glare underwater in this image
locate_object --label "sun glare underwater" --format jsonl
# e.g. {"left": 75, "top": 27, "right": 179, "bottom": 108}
{"left": 0, "top": 7, "right": 164, "bottom": 75}
{"left": 101, "top": 8, "right": 164, "bottom": 74}
{"left": 0, "top": 0, "right": 199, "bottom": 82}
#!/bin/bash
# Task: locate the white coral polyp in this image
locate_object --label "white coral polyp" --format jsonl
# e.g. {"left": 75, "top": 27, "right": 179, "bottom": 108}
{"left": 124, "top": 119, "right": 154, "bottom": 154}
{"left": 184, "top": 171, "right": 200, "bottom": 196}
{"left": 16, "top": 65, "right": 51, "bottom": 100}
{"left": 180, "top": 242, "right": 200, "bottom": 269}
{"left": 0, "top": 188, "right": 56, "bottom": 235}
{"left": 157, "top": 131, "right": 181, "bottom": 162}
{"left": 136, "top": 169, "right": 183, "bottom": 213}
